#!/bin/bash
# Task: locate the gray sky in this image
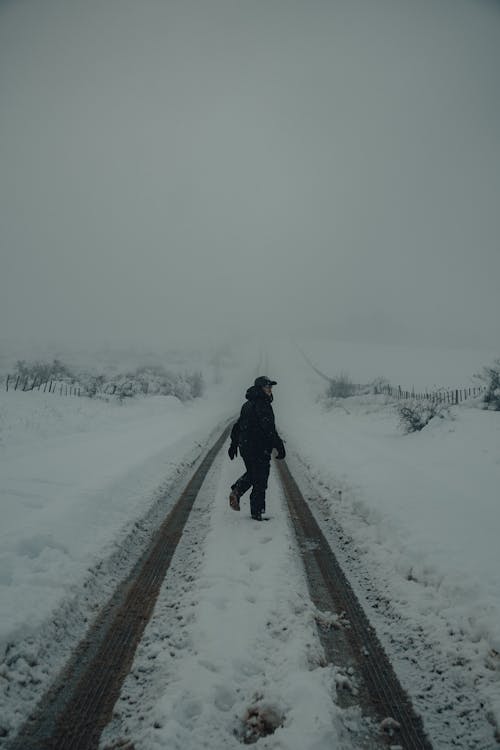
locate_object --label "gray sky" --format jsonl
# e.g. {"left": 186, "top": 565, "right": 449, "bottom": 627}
{"left": 1, "top": 0, "right": 499, "bottom": 351}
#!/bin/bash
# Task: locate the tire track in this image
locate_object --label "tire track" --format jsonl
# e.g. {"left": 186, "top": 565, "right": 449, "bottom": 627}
{"left": 276, "top": 457, "right": 433, "bottom": 749}
{"left": 7, "top": 426, "right": 231, "bottom": 750}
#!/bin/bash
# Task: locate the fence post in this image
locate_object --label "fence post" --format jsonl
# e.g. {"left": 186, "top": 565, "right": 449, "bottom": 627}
{"left": 6, "top": 375, "right": 9, "bottom": 392}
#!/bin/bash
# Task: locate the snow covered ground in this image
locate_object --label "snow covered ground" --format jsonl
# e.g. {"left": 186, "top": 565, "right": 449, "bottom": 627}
{"left": 1, "top": 340, "right": 499, "bottom": 748}
{"left": 101, "top": 455, "right": 360, "bottom": 750}
{"left": 0, "top": 348, "right": 251, "bottom": 740}
{"left": 271, "top": 340, "right": 500, "bottom": 747}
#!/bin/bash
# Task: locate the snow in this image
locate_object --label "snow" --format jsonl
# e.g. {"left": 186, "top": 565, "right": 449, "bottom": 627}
{"left": 1, "top": 340, "right": 500, "bottom": 748}
{"left": 102, "top": 459, "right": 353, "bottom": 749}
{"left": 272, "top": 340, "right": 500, "bottom": 747}
{"left": 0, "top": 392, "right": 228, "bottom": 643}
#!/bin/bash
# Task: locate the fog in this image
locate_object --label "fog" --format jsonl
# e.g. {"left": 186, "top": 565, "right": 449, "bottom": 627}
{"left": 1, "top": 0, "right": 499, "bottom": 352}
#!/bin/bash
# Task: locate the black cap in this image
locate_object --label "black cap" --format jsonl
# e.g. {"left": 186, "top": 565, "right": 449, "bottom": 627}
{"left": 254, "top": 376, "right": 277, "bottom": 387}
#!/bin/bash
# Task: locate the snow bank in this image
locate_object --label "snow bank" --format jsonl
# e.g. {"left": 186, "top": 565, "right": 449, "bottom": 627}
{"left": 0, "top": 389, "right": 232, "bottom": 649}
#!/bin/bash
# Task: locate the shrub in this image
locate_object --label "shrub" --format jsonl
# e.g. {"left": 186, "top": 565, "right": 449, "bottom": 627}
{"left": 9, "top": 359, "right": 205, "bottom": 402}
{"left": 123, "top": 366, "right": 204, "bottom": 401}
{"left": 397, "top": 399, "right": 448, "bottom": 433}
{"left": 185, "top": 370, "right": 204, "bottom": 399}
{"left": 369, "top": 376, "right": 391, "bottom": 395}
{"left": 479, "top": 359, "right": 500, "bottom": 411}
{"left": 14, "top": 358, "right": 74, "bottom": 383}
{"left": 326, "top": 372, "right": 357, "bottom": 399}
{"left": 101, "top": 367, "right": 205, "bottom": 402}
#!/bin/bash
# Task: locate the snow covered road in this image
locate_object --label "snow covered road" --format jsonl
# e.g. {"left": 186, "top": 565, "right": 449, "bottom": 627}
{"left": 100, "top": 449, "right": 357, "bottom": 750}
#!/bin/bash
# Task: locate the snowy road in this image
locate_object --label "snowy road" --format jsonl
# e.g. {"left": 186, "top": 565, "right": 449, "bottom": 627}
{"left": 100, "top": 449, "right": 355, "bottom": 750}
{"left": 8, "top": 426, "right": 421, "bottom": 750}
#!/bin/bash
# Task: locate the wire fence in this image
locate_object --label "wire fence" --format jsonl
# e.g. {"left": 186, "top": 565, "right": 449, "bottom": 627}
{"left": 375, "top": 383, "right": 485, "bottom": 405}
{"left": 3, "top": 374, "right": 201, "bottom": 400}
{"left": 2, "top": 375, "right": 129, "bottom": 398}
{"left": 5, "top": 374, "right": 82, "bottom": 396}
{"left": 297, "top": 347, "right": 486, "bottom": 406}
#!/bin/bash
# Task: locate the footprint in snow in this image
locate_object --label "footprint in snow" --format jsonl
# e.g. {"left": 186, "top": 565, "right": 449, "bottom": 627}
{"left": 214, "top": 685, "right": 235, "bottom": 711}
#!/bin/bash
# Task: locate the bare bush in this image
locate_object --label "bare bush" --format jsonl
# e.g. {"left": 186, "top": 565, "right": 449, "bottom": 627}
{"left": 369, "top": 376, "right": 391, "bottom": 395}
{"left": 397, "top": 399, "right": 449, "bottom": 433}
{"left": 95, "top": 367, "right": 205, "bottom": 402}
{"left": 82, "top": 373, "right": 106, "bottom": 398}
{"left": 326, "top": 372, "right": 357, "bottom": 399}
{"left": 120, "top": 366, "right": 204, "bottom": 401}
{"left": 8, "top": 360, "right": 204, "bottom": 402}
{"left": 15, "top": 358, "right": 74, "bottom": 383}
{"left": 477, "top": 359, "right": 500, "bottom": 411}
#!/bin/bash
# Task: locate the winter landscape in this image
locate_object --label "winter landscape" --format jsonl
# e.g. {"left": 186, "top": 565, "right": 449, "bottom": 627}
{"left": 0, "top": 340, "right": 499, "bottom": 748}
{"left": 1, "top": 0, "right": 500, "bottom": 748}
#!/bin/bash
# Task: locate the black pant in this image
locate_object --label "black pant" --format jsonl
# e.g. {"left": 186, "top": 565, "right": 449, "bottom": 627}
{"left": 232, "top": 450, "right": 271, "bottom": 516}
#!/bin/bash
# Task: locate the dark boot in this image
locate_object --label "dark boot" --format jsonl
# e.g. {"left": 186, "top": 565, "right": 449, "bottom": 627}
{"left": 229, "top": 488, "right": 240, "bottom": 511}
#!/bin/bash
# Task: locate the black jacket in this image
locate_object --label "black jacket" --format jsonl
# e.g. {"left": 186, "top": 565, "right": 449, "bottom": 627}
{"left": 230, "top": 385, "right": 285, "bottom": 456}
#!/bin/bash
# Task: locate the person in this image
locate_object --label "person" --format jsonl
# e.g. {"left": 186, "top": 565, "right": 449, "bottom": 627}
{"left": 227, "top": 375, "right": 286, "bottom": 521}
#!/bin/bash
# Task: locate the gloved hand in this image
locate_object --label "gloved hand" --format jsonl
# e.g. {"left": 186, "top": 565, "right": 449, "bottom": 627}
{"left": 228, "top": 443, "right": 238, "bottom": 460}
{"left": 275, "top": 443, "right": 286, "bottom": 460}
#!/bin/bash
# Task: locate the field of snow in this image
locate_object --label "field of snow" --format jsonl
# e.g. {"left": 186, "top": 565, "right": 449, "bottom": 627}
{"left": 271, "top": 340, "right": 500, "bottom": 746}
{"left": 1, "top": 339, "right": 499, "bottom": 747}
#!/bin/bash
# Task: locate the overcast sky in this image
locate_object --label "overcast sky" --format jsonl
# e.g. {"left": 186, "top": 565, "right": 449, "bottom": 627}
{"left": 1, "top": 0, "right": 499, "bottom": 352}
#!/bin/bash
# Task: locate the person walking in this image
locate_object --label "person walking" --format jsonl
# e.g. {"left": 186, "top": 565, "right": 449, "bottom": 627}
{"left": 228, "top": 376, "right": 286, "bottom": 521}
